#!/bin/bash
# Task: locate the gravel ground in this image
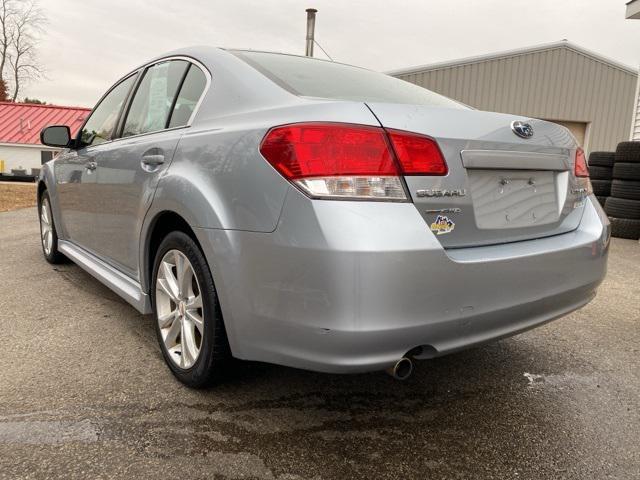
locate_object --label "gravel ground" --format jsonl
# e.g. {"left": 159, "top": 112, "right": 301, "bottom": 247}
{"left": 0, "top": 207, "right": 638, "bottom": 479}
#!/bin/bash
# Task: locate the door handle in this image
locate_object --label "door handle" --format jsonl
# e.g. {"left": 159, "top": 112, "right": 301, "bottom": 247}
{"left": 141, "top": 154, "right": 165, "bottom": 167}
{"left": 86, "top": 161, "right": 97, "bottom": 171}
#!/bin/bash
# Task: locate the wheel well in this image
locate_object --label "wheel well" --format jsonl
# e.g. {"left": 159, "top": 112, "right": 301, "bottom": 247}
{"left": 37, "top": 181, "right": 47, "bottom": 205}
{"left": 146, "top": 211, "right": 201, "bottom": 292}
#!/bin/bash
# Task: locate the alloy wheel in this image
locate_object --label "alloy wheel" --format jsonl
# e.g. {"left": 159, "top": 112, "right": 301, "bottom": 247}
{"left": 40, "top": 198, "right": 54, "bottom": 256}
{"left": 155, "top": 249, "right": 204, "bottom": 369}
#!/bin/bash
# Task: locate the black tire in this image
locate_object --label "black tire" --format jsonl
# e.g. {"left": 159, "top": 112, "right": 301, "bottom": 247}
{"left": 610, "top": 180, "right": 640, "bottom": 201}
{"left": 609, "top": 217, "right": 640, "bottom": 240}
{"left": 615, "top": 142, "right": 640, "bottom": 163}
{"left": 151, "top": 231, "right": 231, "bottom": 388}
{"left": 604, "top": 197, "right": 640, "bottom": 220}
{"left": 588, "top": 165, "right": 613, "bottom": 180}
{"left": 595, "top": 196, "right": 607, "bottom": 207}
{"left": 588, "top": 151, "right": 615, "bottom": 167}
{"left": 590, "top": 179, "right": 611, "bottom": 196}
{"left": 38, "top": 190, "right": 66, "bottom": 264}
{"left": 613, "top": 162, "right": 640, "bottom": 181}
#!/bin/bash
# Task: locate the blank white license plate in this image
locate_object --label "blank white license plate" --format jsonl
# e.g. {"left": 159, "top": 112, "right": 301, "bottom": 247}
{"left": 468, "top": 170, "right": 559, "bottom": 229}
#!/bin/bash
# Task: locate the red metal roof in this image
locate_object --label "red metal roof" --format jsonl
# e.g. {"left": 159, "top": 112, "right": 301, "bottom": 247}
{"left": 0, "top": 101, "right": 91, "bottom": 145}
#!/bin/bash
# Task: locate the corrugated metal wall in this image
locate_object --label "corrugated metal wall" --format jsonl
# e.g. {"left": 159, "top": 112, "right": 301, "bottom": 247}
{"left": 632, "top": 77, "right": 640, "bottom": 141}
{"left": 393, "top": 46, "right": 638, "bottom": 152}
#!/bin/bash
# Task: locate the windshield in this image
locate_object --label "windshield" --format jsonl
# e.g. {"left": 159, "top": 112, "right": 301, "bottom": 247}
{"left": 231, "top": 50, "right": 466, "bottom": 109}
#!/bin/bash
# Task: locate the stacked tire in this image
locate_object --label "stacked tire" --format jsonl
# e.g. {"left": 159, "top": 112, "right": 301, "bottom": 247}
{"left": 588, "top": 151, "right": 615, "bottom": 207}
{"left": 604, "top": 142, "right": 640, "bottom": 240}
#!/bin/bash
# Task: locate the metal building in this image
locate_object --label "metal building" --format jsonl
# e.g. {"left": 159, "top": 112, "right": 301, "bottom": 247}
{"left": 390, "top": 40, "right": 638, "bottom": 152}
{"left": 632, "top": 73, "right": 640, "bottom": 141}
{"left": 627, "top": 0, "right": 640, "bottom": 140}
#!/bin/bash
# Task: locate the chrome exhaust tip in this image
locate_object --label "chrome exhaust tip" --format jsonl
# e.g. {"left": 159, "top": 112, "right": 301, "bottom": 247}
{"left": 386, "top": 357, "right": 413, "bottom": 381}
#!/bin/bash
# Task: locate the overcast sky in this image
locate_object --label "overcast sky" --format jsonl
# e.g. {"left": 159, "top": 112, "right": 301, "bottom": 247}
{"left": 21, "top": 0, "right": 640, "bottom": 107}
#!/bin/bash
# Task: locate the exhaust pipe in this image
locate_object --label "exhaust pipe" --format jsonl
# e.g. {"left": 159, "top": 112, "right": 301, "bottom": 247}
{"left": 386, "top": 357, "right": 413, "bottom": 381}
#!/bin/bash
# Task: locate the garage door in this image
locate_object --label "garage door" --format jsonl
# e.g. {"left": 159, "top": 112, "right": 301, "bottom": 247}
{"left": 542, "top": 119, "right": 588, "bottom": 147}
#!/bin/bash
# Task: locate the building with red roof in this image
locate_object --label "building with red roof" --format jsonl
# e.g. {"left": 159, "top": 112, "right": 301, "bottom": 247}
{"left": 0, "top": 101, "right": 90, "bottom": 174}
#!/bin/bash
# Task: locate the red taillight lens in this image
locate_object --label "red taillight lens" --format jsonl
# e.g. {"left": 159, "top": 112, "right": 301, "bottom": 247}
{"left": 259, "top": 123, "right": 399, "bottom": 178}
{"left": 575, "top": 147, "right": 589, "bottom": 178}
{"left": 387, "top": 130, "right": 448, "bottom": 175}
{"left": 260, "top": 123, "right": 448, "bottom": 200}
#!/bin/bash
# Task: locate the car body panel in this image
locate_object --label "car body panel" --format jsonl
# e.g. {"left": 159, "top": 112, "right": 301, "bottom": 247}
{"left": 92, "top": 128, "right": 183, "bottom": 278}
{"left": 366, "top": 103, "right": 587, "bottom": 247}
{"left": 138, "top": 100, "right": 381, "bottom": 292}
{"left": 53, "top": 147, "right": 98, "bottom": 249}
{"left": 157, "top": 47, "right": 303, "bottom": 124}
{"left": 194, "top": 193, "right": 608, "bottom": 372}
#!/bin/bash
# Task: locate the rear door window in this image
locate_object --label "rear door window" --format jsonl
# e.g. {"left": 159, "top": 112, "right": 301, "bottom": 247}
{"left": 168, "top": 65, "right": 207, "bottom": 128}
{"left": 122, "top": 60, "right": 189, "bottom": 137}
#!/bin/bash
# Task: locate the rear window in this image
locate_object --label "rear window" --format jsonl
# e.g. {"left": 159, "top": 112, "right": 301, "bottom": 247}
{"left": 231, "top": 50, "right": 466, "bottom": 109}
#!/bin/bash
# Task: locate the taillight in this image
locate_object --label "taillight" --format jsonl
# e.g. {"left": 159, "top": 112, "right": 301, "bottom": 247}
{"left": 387, "top": 130, "right": 448, "bottom": 175}
{"left": 259, "top": 123, "right": 447, "bottom": 201}
{"left": 575, "top": 147, "right": 589, "bottom": 178}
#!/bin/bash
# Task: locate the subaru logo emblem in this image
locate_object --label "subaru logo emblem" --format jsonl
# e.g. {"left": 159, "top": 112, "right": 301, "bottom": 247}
{"left": 511, "top": 121, "right": 534, "bottom": 139}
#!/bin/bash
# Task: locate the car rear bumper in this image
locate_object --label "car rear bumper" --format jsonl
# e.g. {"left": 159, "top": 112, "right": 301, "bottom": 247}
{"left": 195, "top": 193, "right": 610, "bottom": 373}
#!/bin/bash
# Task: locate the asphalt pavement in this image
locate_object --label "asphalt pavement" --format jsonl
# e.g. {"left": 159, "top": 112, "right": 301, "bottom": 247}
{"left": 0, "top": 207, "right": 638, "bottom": 479}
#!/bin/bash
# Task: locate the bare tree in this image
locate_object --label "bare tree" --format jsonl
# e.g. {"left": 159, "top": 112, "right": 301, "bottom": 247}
{"left": 7, "top": 0, "right": 44, "bottom": 101}
{"left": 0, "top": 0, "right": 17, "bottom": 83}
{"left": 0, "top": 0, "right": 45, "bottom": 101}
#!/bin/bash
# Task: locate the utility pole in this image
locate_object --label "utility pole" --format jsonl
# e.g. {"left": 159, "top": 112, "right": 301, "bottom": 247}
{"left": 305, "top": 8, "right": 317, "bottom": 57}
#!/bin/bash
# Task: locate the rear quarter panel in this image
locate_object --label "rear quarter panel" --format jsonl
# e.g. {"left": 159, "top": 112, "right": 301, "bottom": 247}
{"left": 140, "top": 100, "right": 381, "bottom": 291}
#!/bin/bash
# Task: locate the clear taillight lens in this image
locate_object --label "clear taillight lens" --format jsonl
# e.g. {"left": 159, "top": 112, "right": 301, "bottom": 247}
{"left": 259, "top": 123, "right": 447, "bottom": 201}
{"left": 296, "top": 176, "right": 406, "bottom": 200}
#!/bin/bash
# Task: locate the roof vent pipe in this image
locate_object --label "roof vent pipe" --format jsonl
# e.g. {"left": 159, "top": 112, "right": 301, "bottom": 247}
{"left": 305, "top": 8, "right": 317, "bottom": 57}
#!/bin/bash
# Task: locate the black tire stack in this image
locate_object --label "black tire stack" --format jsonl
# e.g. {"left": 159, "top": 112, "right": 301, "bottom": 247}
{"left": 604, "top": 142, "right": 640, "bottom": 240}
{"left": 588, "top": 151, "right": 614, "bottom": 207}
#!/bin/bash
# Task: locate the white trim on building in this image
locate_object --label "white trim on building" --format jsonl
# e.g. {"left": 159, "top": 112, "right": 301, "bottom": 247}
{"left": 387, "top": 40, "right": 638, "bottom": 77}
{"left": 632, "top": 70, "right": 640, "bottom": 141}
{"left": 627, "top": 1, "right": 640, "bottom": 139}
{"left": 627, "top": 0, "right": 640, "bottom": 19}
{"left": 0, "top": 142, "right": 59, "bottom": 151}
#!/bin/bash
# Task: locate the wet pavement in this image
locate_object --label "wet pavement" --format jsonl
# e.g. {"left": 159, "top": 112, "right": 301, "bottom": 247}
{"left": 1, "top": 208, "right": 639, "bottom": 479}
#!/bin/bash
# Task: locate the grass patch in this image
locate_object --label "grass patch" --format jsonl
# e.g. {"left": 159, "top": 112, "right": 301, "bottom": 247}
{"left": 0, "top": 183, "right": 37, "bottom": 212}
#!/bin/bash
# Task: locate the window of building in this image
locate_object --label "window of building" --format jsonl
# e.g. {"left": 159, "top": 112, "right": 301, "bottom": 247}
{"left": 40, "top": 151, "right": 54, "bottom": 164}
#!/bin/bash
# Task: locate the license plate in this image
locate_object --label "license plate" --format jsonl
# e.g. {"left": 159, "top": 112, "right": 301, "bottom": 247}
{"left": 468, "top": 170, "right": 559, "bottom": 229}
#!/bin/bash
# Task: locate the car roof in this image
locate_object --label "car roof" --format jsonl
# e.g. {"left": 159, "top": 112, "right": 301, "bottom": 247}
{"left": 136, "top": 46, "right": 305, "bottom": 123}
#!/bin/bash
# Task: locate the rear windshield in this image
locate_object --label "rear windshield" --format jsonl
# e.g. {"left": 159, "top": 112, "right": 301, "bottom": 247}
{"left": 231, "top": 50, "right": 466, "bottom": 109}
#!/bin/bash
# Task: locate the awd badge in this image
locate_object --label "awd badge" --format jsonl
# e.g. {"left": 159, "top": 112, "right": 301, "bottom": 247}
{"left": 430, "top": 215, "right": 455, "bottom": 235}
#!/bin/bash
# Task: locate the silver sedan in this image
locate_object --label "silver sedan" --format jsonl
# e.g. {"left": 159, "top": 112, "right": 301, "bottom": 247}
{"left": 38, "top": 47, "right": 609, "bottom": 387}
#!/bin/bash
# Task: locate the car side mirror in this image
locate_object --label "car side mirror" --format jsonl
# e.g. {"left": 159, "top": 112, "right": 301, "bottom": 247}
{"left": 40, "top": 125, "right": 72, "bottom": 148}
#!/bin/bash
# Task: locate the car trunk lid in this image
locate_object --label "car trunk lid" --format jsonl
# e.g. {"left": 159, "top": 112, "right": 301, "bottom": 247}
{"left": 367, "top": 103, "right": 586, "bottom": 248}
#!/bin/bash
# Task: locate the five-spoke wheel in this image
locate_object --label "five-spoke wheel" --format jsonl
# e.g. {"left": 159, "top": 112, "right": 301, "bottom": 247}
{"left": 155, "top": 249, "right": 205, "bottom": 369}
{"left": 40, "top": 196, "right": 54, "bottom": 256}
{"left": 38, "top": 190, "right": 65, "bottom": 264}
{"left": 151, "top": 231, "right": 230, "bottom": 387}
